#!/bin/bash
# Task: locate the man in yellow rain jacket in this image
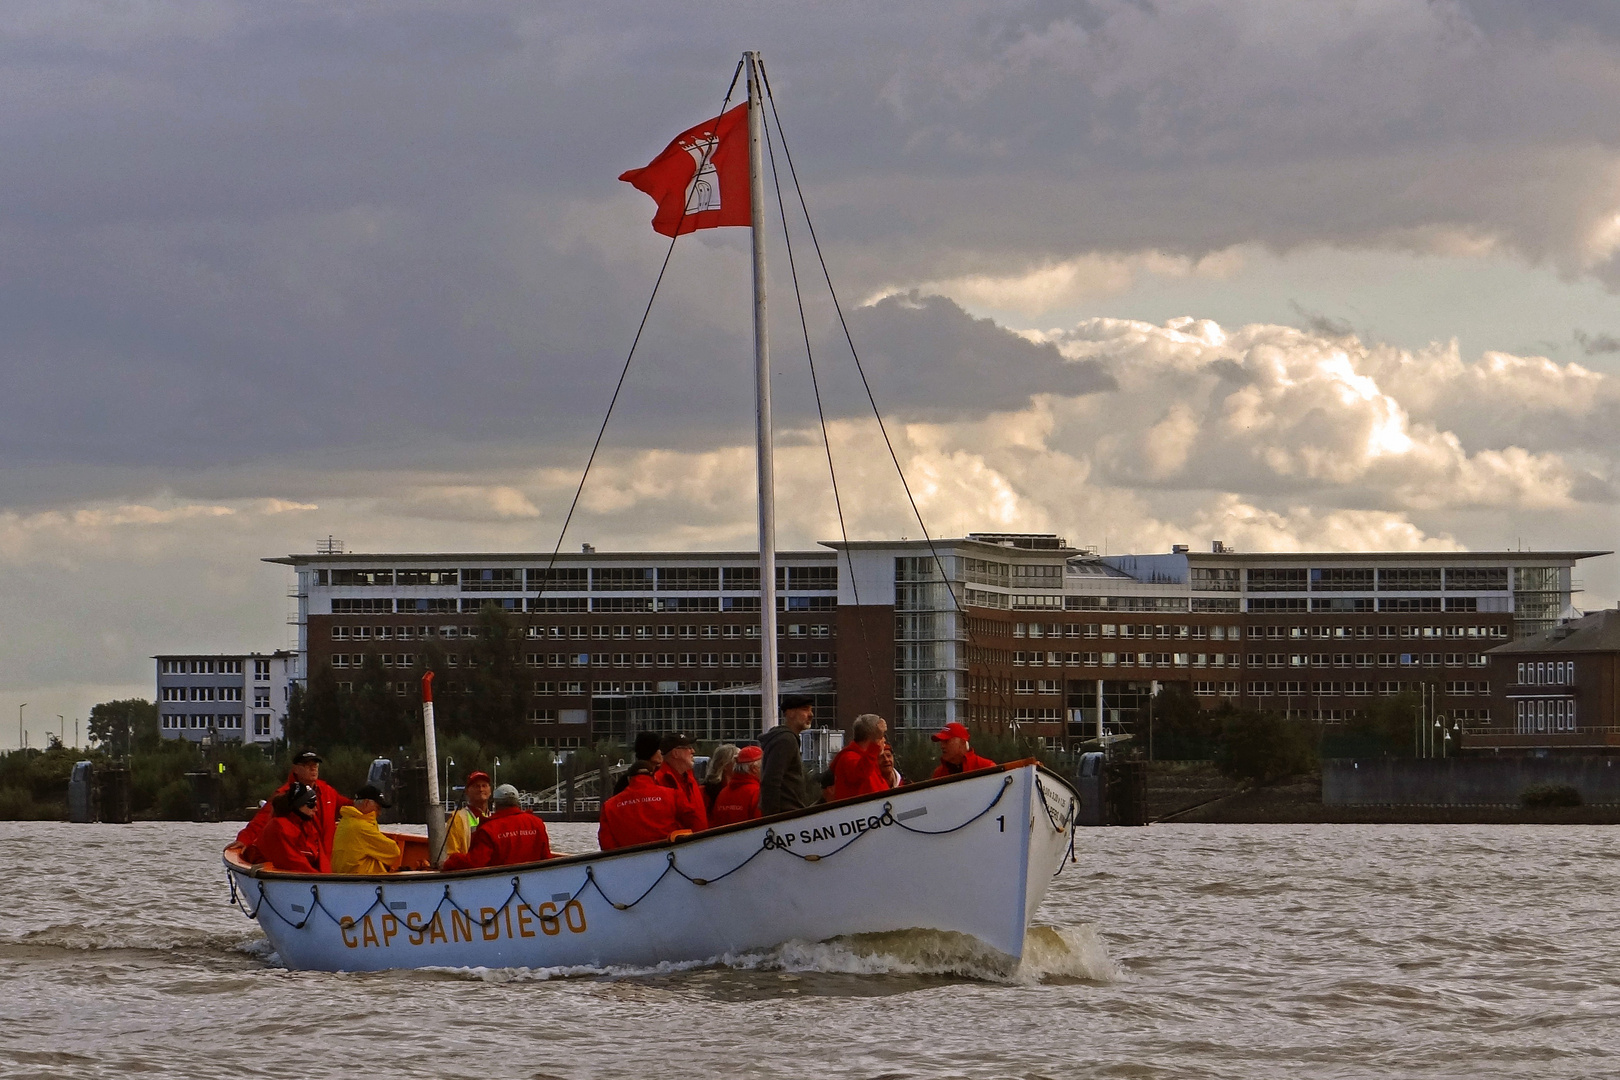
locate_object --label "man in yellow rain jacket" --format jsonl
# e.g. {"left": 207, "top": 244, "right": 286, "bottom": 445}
{"left": 444, "top": 770, "right": 493, "bottom": 860}
{"left": 331, "top": 784, "right": 403, "bottom": 875}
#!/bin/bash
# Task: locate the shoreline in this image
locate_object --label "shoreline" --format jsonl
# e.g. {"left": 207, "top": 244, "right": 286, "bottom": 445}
{"left": 1147, "top": 765, "right": 1620, "bottom": 824}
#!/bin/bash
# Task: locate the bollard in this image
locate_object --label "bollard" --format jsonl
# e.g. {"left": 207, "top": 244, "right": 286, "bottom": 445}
{"left": 68, "top": 760, "right": 96, "bottom": 823}
{"left": 1075, "top": 752, "right": 1107, "bottom": 827}
{"left": 98, "top": 764, "right": 132, "bottom": 824}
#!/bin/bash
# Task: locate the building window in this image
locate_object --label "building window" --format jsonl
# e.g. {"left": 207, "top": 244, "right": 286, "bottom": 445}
{"left": 1190, "top": 567, "right": 1240, "bottom": 592}
{"left": 1311, "top": 568, "right": 1374, "bottom": 591}
{"left": 1444, "top": 567, "right": 1508, "bottom": 591}
{"left": 527, "top": 568, "right": 586, "bottom": 591}
{"left": 1247, "top": 568, "right": 1308, "bottom": 592}
{"left": 1378, "top": 567, "right": 1442, "bottom": 591}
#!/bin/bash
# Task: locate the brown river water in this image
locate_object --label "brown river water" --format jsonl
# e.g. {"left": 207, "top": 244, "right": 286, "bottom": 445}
{"left": 1, "top": 821, "right": 1616, "bottom": 1079}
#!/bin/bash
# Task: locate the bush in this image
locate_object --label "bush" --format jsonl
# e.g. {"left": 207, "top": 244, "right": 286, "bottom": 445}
{"left": 1213, "top": 707, "right": 1318, "bottom": 786}
{"left": 1522, "top": 783, "right": 1582, "bottom": 808}
{"left": 0, "top": 786, "right": 43, "bottom": 820}
{"left": 155, "top": 778, "right": 195, "bottom": 820}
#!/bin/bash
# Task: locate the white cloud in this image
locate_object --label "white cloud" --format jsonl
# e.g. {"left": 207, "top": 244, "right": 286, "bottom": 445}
{"left": 869, "top": 248, "right": 1245, "bottom": 315}
{"left": 1035, "top": 316, "right": 1603, "bottom": 512}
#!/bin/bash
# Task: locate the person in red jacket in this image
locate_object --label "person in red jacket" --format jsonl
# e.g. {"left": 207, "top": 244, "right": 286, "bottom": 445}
{"left": 599, "top": 760, "right": 697, "bottom": 850}
{"left": 254, "top": 783, "right": 329, "bottom": 873}
{"left": 237, "top": 750, "right": 352, "bottom": 862}
{"left": 831, "top": 714, "right": 895, "bottom": 801}
{"left": 653, "top": 731, "right": 708, "bottom": 832}
{"left": 930, "top": 722, "right": 998, "bottom": 778}
{"left": 442, "top": 785, "right": 553, "bottom": 870}
{"left": 710, "top": 745, "right": 762, "bottom": 826}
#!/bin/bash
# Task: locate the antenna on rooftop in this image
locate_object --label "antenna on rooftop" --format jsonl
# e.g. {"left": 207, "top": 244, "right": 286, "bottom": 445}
{"left": 316, "top": 535, "right": 344, "bottom": 555}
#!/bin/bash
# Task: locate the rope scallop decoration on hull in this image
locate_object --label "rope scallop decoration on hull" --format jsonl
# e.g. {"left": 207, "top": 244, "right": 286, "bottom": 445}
{"left": 226, "top": 762, "right": 1078, "bottom": 973}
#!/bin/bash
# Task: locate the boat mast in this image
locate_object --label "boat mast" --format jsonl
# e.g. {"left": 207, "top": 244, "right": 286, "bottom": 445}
{"left": 746, "top": 51, "right": 780, "bottom": 732}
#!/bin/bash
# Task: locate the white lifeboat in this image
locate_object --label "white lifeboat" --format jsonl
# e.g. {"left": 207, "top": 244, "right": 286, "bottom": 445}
{"left": 224, "top": 761, "right": 1078, "bottom": 973}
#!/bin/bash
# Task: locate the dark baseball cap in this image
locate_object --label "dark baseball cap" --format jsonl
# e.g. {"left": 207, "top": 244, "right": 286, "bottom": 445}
{"left": 292, "top": 749, "right": 323, "bottom": 764}
{"left": 287, "top": 782, "right": 318, "bottom": 810}
{"left": 660, "top": 732, "right": 696, "bottom": 753}
{"left": 781, "top": 694, "right": 815, "bottom": 711}
{"left": 354, "top": 784, "right": 392, "bottom": 808}
{"left": 633, "top": 731, "right": 663, "bottom": 761}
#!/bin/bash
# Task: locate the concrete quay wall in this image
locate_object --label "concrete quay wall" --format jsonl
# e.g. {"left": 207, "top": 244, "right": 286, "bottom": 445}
{"left": 1324, "top": 757, "right": 1620, "bottom": 806}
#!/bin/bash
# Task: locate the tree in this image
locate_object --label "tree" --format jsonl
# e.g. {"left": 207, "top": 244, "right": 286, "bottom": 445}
{"left": 285, "top": 665, "right": 344, "bottom": 753}
{"left": 1150, "top": 684, "right": 1221, "bottom": 760}
{"left": 464, "top": 604, "right": 529, "bottom": 749}
{"left": 351, "top": 652, "right": 409, "bottom": 750}
{"left": 88, "top": 699, "right": 160, "bottom": 756}
{"left": 1340, "top": 692, "right": 1421, "bottom": 757}
{"left": 1212, "top": 705, "right": 1317, "bottom": 786}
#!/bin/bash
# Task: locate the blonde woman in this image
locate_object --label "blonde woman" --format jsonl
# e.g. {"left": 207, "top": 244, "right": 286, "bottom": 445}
{"left": 702, "top": 743, "right": 739, "bottom": 817}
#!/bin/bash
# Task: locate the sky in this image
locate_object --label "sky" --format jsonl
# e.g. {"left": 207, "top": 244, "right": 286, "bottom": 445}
{"left": 6, "top": 0, "right": 1620, "bottom": 746}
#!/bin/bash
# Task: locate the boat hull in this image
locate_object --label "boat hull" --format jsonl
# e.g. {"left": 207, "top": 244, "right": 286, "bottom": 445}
{"left": 226, "top": 763, "right": 1077, "bottom": 973}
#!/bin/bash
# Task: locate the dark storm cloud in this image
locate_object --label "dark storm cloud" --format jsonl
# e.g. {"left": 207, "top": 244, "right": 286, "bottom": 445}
{"left": 1574, "top": 330, "right": 1620, "bottom": 355}
{"left": 829, "top": 293, "right": 1114, "bottom": 420}
{"left": 3, "top": 0, "right": 1620, "bottom": 500}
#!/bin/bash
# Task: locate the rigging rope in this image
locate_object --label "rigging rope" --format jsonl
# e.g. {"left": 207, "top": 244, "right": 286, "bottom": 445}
{"left": 758, "top": 60, "right": 1019, "bottom": 732}
{"left": 527, "top": 58, "right": 747, "bottom": 617}
{"left": 759, "top": 104, "right": 881, "bottom": 697}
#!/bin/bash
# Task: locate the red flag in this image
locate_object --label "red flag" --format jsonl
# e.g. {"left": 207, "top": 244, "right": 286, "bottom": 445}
{"left": 619, "top": 103, "right": 751, "bottom": 237}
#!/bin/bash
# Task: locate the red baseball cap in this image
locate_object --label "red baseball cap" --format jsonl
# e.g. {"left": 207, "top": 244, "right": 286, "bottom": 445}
{"left": 931, "top": 722, "right": 971, "bottom": 744}
{"left": 463, "top": 771, "right": 492, "bottom": 786}
{"left": 737, "top": 745, "right": 763, "bottom": 764}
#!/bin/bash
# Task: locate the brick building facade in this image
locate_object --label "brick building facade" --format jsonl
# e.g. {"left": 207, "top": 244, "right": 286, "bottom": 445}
{"left": 271, "top": 537, "right": 1603, "bottom": 748}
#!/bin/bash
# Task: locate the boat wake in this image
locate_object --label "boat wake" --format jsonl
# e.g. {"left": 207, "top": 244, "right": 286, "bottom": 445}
{"left": 430, "top": 923, "right": 1118, "bottom": 986}
{"left": 6, "top": 922, "right": 266, "bottom": 955}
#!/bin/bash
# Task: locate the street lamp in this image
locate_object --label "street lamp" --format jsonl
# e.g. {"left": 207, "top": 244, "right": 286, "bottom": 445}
{"left": 57, "top": 715, "right": 64, "bottom": 748}
{"left": 494, "top": 757, "right": 501, "bottom": 789}
{"left": 17, "top": 703, "right": 25, "bottom": 751}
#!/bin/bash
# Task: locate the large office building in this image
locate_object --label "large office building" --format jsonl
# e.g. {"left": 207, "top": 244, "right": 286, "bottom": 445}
{"left": 155, "top": 651, "right": 299, "bottom": 745}
{"left": 270, "top": 537, "right": 1604, "bottom": 748}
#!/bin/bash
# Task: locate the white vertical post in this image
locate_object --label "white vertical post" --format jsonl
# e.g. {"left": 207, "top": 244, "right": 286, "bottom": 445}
{"left": 1095, "top": 679, "right": 1104, "bottom": 742}
{"left": 421, "top": 671, "right": 446, "bottom": 865}
{"left": 747, "top": 51, "right": 780, "bottom": 731}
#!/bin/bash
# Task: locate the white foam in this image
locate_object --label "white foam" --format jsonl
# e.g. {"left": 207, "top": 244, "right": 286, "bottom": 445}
{"left": 406, "top": 924, "right": 1117, "bottom": 986}
{"left": 13, "top": 922, "right": 265, "bottom": 954}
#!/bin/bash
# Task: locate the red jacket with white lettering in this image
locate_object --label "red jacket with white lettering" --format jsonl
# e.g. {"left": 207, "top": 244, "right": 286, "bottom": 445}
{"left": 237, "top": 774, "right": 351, "bottom": 859}
{"left": 255, "top": 811, "right": 329, "bottom": 873}
{"left": 709, "top": 773, "right": 761, "bottom": 827}
{"left": 599, "top": 772, "right": 695, "bottom": 850}
{"left": 931, "top": 749, "right": 999, "bottom": 780}
{"left": 654, "top": 762, "right": 709, "bottom": 832}
{"left": 442, "top": 805, "right": 552, "bottom": 871}
{"left": 831, "top": 741, "right": 888, "bottom": 801}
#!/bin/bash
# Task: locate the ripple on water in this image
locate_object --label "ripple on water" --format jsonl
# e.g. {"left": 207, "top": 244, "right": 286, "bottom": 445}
{"left": 3, "top": 820, "right": 1620, "bottom": 1080}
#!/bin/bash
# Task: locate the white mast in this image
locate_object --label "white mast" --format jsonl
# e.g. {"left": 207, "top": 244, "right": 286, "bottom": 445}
{"left": 746, "top": 51, "right": 780, "bottom": 731}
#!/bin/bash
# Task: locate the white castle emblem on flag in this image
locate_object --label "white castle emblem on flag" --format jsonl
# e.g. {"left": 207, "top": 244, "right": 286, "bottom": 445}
{"left": 682, "top": 136, "right": 721, "bottom": 213}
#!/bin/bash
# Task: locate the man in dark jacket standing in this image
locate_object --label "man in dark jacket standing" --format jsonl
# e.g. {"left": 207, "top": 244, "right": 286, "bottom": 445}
{"left": 758, "top": 694, "right": 815, "bottom": 815}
